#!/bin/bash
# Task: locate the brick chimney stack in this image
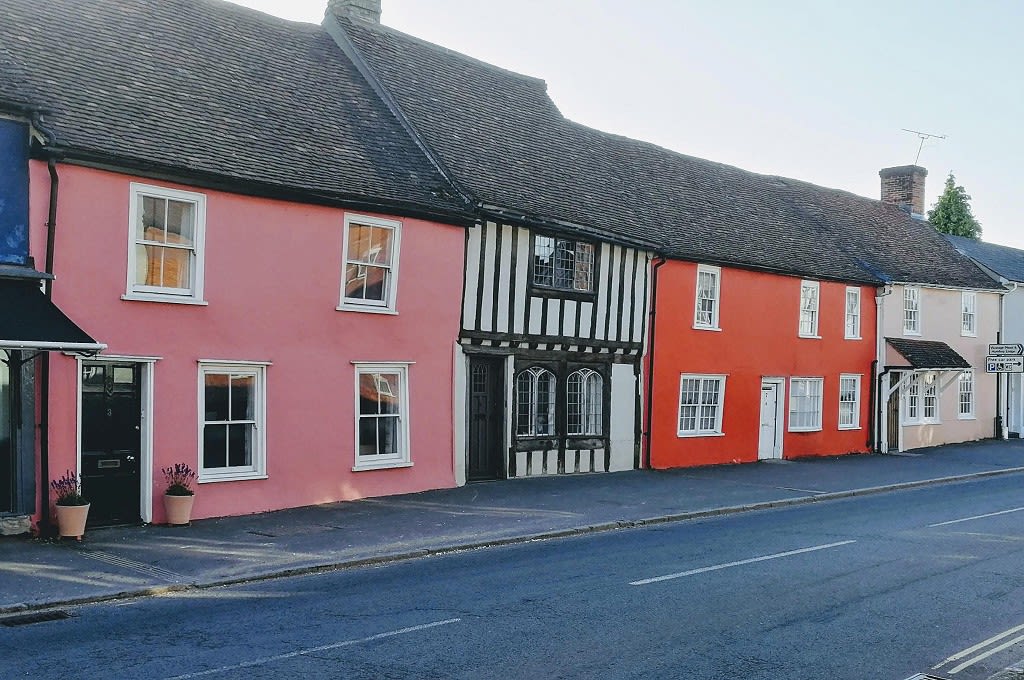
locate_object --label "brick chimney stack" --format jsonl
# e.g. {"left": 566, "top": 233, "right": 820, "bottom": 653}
{"left": 879, "top": 165, "right": 928, "bottom": 217}
{"left": 326, "top": 0, "right": 381, "bottom": 23}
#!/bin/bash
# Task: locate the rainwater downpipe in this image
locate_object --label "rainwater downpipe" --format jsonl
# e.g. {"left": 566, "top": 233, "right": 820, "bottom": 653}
{"left": 642, "top": 256, "right": 667, "bottom": 469}
{"left": 38, "top": 157, "right": 59, "bottom": 534}
{"left": 873, "top": 285, "right": 892, "bottom": 453}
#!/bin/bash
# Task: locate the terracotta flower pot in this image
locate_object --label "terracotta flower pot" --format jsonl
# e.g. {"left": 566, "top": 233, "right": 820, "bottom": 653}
{"left": 55, "top": 503, "right": 90, "bottom": 540}
{"left": 163, "top": 494, "right": 195, "bottom": 526}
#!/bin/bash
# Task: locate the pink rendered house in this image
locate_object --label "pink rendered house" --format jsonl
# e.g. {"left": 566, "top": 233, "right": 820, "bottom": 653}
{"left": 1, "top": 0, "right": 470, "bottom": 529}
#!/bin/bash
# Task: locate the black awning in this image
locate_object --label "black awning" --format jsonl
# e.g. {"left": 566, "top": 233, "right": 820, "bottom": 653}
{"left": 886, "top": 337, "right": 970, "bottom": 370}
{"left": 0, "top": 279, "right": 105, "bottom": 353}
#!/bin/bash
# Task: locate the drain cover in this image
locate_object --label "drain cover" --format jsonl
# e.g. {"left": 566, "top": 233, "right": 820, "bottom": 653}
{"left": 1, "top": 610, "right": 72, "bottom": 627}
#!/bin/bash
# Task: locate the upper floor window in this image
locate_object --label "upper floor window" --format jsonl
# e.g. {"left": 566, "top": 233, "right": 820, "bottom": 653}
{"left": 694, "top": 265, "right": 721, "bottom": 330}
{"left": 789, "top": 377, "right": 823, "bottom": 432}
{"left": 127, "top": 183, "right": 206, "bottom": 303}
{"left": 340, "top": 214, "right": 401, "bottom": 312}
{"left": 961, "top": 291, "right": 977, "bottom": 337}
{"left": 516, "top": 367, "right": 556, "bottom": 436}
{"left": 354, "top": 363, "right": 411, "bottom": 470}
{"left": 532, "top": 236, "right": 594, "bottom": 292}
{"left": 845, "top": 287, "right": 861, "bottom": 339}
{"left": 677, "top": 374, "right": 726, "bottom": 437}
{"left": 198, "top": 361, "right": 267, "bottom": 482}
{"left": 567, "top": 368, "right": 603, "bottom": 435}
{"left": 799, "top": 280, "right": 819, "bottom": 337}
{"left": 903, "top": 287, "right": 921, "bottom": 335}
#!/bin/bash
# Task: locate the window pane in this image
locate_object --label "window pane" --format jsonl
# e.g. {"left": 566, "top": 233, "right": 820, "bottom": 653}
{"left": 372, "top": 227, "right": 393, "bottom": 265}
{"left": 165, "top": 199, "right": 195, "bottom": 247}
{"left": 554, "top": 240, "right": 574, "bottom": 289}
{"left": 359, "top": 373, "right": 381, "bottom": 415}
{"left": 204, "top": 373, "right": 230, "bottom": 421}
{"left": 516, "top": 372, "right": 533, "bottom": 435}
{"left": 135, "top": 243, "right": 191, "bottom": 289}
{"left": 376, "top": 374, "right": 400, "bottom": 414}
{"left": 536, "top": 370, "right": 555, "bottom": 435}
{"left": 347, "top": 224, "right": 370, "bottom": 263}
{"left": 228, "top": 423, "right": 253, "bottom": 467}
{"left": 377, "top": 416, "right": 399, "bottom": 455}
{"left": 358, "top": 416, "right": 378, "bottom": 454}
{"left": 203, "top": 424, "right": 227, "bottom": 468}
{"left": 230, "top": 374, "right": 254, "bottom": 421}
{"left": 574, "top": 242, "right": 594, "bottom": 291}
{"left": 138, "top": 195, "right": 166, "bottom": 241}
{"left": 533, "top": 236, "right": 555, "bottom": 286}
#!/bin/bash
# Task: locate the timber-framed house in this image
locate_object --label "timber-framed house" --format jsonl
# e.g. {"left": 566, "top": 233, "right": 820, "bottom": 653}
{"left": 326, "top": 6, "right": 658, "bottom": 481}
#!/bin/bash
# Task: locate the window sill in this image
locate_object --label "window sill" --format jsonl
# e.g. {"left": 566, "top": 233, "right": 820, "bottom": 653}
{"left": 838, "top": 425, "right": 862, "bottom": 431}
{"left": 122, "top": 294, "right": 208, "bottom": 306}
{"left": 528, "top": 286, "right": 597, "bottom": 303}
{"left": 676, "top": 431, "right": 725, "bottom": 438}
{"left": 337, "top": 304, "right": 398, "bottom": 315}
{"left": 693, "top": 325, "right": 722, "bottom": 332}
{"left": 798, "top": 335, "right": 822, "bottom": 340}
{"left": 903, "top": 330, "right": 922, "bottom": 337}
{"left": 788, "top": 427, "right": 822, "bottom": 433}
{"left": 961, "top": 332, "right": 977, "bottom": 338}
{"left": 844, "top": 336, "right": 862, "bottom": 341}
{"left": 958, "top": 415, "right": 977, "bottom": 421}
{"left": 352, "top": 460, "right": 413, "bottom": 472}
{"left": 198, "top": 473, "right": 267, "bottom": 484}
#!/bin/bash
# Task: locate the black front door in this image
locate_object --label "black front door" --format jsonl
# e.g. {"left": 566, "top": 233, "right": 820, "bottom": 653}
{"left": 81, "top": 363, "right": 141, "bottom": 525}
{"left": 468, "top": 356, "right": 504, "bottom": 481}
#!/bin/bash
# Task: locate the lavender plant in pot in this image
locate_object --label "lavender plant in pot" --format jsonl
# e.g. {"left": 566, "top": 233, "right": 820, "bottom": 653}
{"left": 51, "top": 470, "right": 89, "bottom": 540}
{"left": 162, "top": 463, "right": 197, "bottom": 526}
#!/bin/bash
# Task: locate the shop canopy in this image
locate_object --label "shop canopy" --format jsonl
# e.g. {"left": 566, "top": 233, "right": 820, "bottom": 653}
{"left": 0, "top": 278, "right": 105, "bottom": 353}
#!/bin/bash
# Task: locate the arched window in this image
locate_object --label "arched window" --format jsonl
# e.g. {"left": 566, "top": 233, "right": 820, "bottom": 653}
{"left": 567, "top": 369, "right": 603, "bottom": 435}
{"left": 516, "top": 367, "right": 556, "bottom": 436}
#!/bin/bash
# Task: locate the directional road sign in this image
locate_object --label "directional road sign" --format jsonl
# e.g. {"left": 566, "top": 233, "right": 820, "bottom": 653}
{"left": 989, "top": 343, "right": 1024, "bottom": 356}
{"left": 986, "top": 356, "right": 1024, "bottom": 373}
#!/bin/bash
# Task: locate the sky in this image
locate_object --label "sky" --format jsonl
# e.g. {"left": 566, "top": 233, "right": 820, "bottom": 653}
{"left": 232, "top": 0, "right": 1023, "bottom": 249}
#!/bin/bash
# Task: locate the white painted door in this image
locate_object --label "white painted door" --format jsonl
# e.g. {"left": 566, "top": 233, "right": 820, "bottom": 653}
{"left": 758, "top": 381, "right": 781, "bottom": 460}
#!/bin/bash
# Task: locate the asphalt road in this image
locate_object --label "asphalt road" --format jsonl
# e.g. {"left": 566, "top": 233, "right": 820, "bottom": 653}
{"left": 6, "top": 474, "right": 1024, "bottom": 680}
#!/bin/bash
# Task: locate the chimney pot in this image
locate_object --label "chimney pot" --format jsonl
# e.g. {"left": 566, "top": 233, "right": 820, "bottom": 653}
{"left": 326, "top": 0, "right": 381, "bottom": 23}
{"left": 879, "top": 165, "right": 928, "bottom": 217}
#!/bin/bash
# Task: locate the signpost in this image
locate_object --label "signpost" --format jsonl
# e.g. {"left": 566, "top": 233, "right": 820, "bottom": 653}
{"left": 989, "top": 343, "right": 1024, "bottom": 356}
{"left": 987, "top": 356, "right": 1024, "bottom": 373}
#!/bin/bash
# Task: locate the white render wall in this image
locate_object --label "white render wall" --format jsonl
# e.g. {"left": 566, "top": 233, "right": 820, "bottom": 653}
{"left": 1002, "top": 287, "right": 1024, "bottom": 435}
{"left": 882, "top": 284, "right": 999, "bottom": 449}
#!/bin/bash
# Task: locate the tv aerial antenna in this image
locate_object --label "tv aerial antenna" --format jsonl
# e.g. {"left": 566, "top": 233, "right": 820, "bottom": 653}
{"left": 902, "top": 128, "right": 947, "bottom": 165}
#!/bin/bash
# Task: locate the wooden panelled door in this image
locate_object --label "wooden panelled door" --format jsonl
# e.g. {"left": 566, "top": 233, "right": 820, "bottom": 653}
{"left": 887, "top": 372, "right": 901, "bottom": 452}
{"left": 468, "top": 356, "right": 504, "bottom": 481}
{"left": 81, "top": 362, "right": 142, "bottom": 525}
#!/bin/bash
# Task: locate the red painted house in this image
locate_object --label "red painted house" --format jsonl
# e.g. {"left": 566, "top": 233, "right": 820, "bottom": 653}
{"left": 650, "top": 263, "right": 876, "bottom": 467}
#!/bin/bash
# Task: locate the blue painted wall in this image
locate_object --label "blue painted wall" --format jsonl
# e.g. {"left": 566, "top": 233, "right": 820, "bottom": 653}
{"left": 0, "top": 119, "right": 29, "bottom": 266}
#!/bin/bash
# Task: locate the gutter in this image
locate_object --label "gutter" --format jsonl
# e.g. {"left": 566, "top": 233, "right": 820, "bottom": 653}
{"left": 642, "top": 257, "right": 667, "bottom": 469}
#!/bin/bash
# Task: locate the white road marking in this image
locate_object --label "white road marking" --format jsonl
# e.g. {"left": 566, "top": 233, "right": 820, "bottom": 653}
{"left": 629, "top": 540, "right": 856, "bottom": 586}
{"left": 931, "top": 622, "right": 1024, "bottom": 670}
{"left": 165, "top": 617, "right": 461, "bottom": 679}
{"left": 928, "top": 506, "right": 1024, "bottom": 528}
{"left": 948, "top": 632, "right": 1024, "bottom": 674}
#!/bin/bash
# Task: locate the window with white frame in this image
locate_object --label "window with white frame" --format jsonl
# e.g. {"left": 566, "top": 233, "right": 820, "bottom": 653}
{"left": 677, "top": 375, "right": 726, "bottom": 436}
{"left": 845, "top": 287, "right": 861, "bottom": 339}
{"left": 516, "top": 367, "right": 556, "bottom": 436}
{"left": 959, "top": 370, "right": 975, "bottom": 419}
{"left": 127, "top": 183, "right": 206, "bottom": 302}
{"left": 905, "top": 374, "right": 920, "bottom": 422}
{"left": 199, "top": 362, "right": 267, "bottom": 481}
{"left": 903, "top": 286, "right": 921, "bottom": 334}
{"left": 799, "top": 281, "right": 819, "bottom": 337}
{"left": 354, "top": 363, "right": 411, "bottom": 470}
{"left": 789, "top": 377, "right": 823, "bottom": 431}
{"left": 341, "top": 214, "right": 401, "bottom": 311}
{"left": 567, "top": 368, "right": 603, "bottom": 435}
{"left": 961, "top": 291, "right": 977, "bottom": 336}
{"left": 923, "top": 376, "right": 938, "bottom": 421}
{"left": 532, "top": 235, "right": 595, "bottom": 292}
{"left": 694, "top": 265, "right": 721, "bottom": 329}
{"left": 838, "top": 374, "right": 861, "bottom": 429}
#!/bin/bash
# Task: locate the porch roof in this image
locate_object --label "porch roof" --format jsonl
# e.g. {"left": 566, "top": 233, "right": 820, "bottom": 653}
{"left": 0, "top": 279, "right": 105, "bottom": 354}
{"left": 885, "top": 337, "right": 970, "bottom": 370}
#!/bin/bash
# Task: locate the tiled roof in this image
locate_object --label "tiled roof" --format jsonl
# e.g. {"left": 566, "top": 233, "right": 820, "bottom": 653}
{"left": 334, "top": 16, "right": 1000, "bottom": 289}
{"left": 946, "top": 235, "right": 1024, "bottom": 284}
{"left": 0, "top": 0, "right": 469, "bottom": 220}
{"left": 886, "top": 337, "right": 971, "bottom": 369}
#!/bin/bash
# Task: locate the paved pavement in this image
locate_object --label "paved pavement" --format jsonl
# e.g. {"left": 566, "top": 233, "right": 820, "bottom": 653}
{"left": 2, "top": 438, "right": 1024, "bottom": 615}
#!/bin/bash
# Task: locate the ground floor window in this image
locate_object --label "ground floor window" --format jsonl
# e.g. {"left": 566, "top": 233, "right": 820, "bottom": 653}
{"left": 838, "top": 374, "right": 861, "bottom": 430}
{"left": 567, "top": 368, "right": 603, "bottom": 435}
{"left": 198, "top": 362, "right": 267, "bottom": 482}
{"left": 516, "top": 367, "right": 556, "bottom": 436}
{"left": 353, "top": 363, "right": 411, "bottom": 470}
{"left": 0, "top": 357, "right": 12, "bottom": 512}
{"left": 677, "top": 374, "right": 726, "bottom": 436}
{"left": 789, "top": 377, "right": 823, "bottom": 432}
{"left": 959, "top": 370, "right": 975, "bottom": 419}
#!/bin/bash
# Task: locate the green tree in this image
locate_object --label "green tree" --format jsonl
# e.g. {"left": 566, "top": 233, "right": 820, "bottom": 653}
{"left": 928, "top": 172, "right": 982, "bottom": 239}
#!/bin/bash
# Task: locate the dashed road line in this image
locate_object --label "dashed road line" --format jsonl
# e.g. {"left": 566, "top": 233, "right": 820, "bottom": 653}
{"left": 928, "top": 506, "right": 1024, "bottom": 528}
